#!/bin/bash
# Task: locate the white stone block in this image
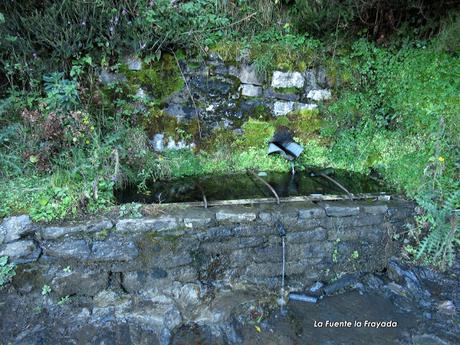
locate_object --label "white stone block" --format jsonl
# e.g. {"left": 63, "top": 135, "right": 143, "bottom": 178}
{"left": 240, "top": 84, "right": 262, "bottom": 97}
{"left": 273, "top": 101, "right": 295, "bottom": 116}
{"left": 271, "top": 71, "right": 305, "bottom": 88}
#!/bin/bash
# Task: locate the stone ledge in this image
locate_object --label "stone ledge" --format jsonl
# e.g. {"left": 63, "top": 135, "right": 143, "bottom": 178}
{"left": 116, "top": 217, "right": 179, "bottom": 233}
{"left": 41, "top": 219, "right": 113, "bottom": 240}
{"left": 323, "top": 204, "right": 360, "bottom": 217}
{"left": 215, "top": 210, "right": 257, "bottom": 223}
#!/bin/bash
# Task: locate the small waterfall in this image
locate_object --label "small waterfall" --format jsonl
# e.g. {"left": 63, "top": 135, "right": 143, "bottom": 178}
{"left": 276, "top": 220, "right": 287, "bottom": 315}
{"left": 280, "top": 235, "right": 287, "bottom": 315}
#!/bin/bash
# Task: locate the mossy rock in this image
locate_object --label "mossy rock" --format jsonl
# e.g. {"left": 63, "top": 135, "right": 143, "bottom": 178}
{"left": 123, "top": 53, "right": 184, "bottom": 102}
{"left": 142, "top": 106, "right": 201, "bottom": 143}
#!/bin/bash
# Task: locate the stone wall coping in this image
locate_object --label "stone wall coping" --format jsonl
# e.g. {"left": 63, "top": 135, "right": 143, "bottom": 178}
{"left": 0, "top": 198, "right": 414, "bottom": 251}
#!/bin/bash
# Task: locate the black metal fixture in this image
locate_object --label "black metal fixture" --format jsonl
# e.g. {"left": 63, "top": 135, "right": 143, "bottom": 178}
{"left": 268, "top": 126, "right": 303, "bottom": 175}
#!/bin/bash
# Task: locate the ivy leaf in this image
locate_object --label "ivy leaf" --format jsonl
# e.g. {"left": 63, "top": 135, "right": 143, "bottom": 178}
{"left": 0, "top": 256, "right": 8, "bottom": 266}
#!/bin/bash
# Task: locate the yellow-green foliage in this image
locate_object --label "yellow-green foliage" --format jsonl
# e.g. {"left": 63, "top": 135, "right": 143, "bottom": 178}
{"left": 239, "top": 119, "right": 275, "bottom": 148}
{"left": 288, "top": 108, "right": 322, "bottom": 141}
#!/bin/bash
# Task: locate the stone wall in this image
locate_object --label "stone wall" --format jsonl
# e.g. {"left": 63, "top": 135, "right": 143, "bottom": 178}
{"left": 102, "top": 53, "right": 333, "bottom": 151}
{"left": 0, "top": 198, "right": 414, "bottom": 343}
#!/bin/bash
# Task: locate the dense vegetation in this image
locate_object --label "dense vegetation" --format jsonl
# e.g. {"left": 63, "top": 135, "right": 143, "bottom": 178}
{"left": 0, "top": 0, "right": 459, "bottom": 268}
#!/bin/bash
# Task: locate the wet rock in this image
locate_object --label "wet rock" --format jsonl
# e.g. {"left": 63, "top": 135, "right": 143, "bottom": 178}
{"left": 306, "top": 89, "right": 331, "bottom": 101}
{"left": 323, "top": 204, "right": 360, "bottom": 217}
{"left": 239, "top": 64, "right": 263, "bottom": 85}
{"left": 309, "top": 281, "right": 324, "bottom": 294}
{"left": 386, "top": 282, "right": 408, "bottom": 297}
{"left": 362, "top": 273, "right": 384, "bottom": 290}
{"left": 116, "top": 217, "right": 178, "bottom": 233}
{"left": 323, "top": 274, "right": 359, "bottom": 295}
{"left": 273, "top": 101, "right": 295, "bottom": 116}
{"left": 0, "top": 240, "right": 39, "bottom": 263}
{"left": 41, "top": 219, "right": 113, "bottom": 240}
{"left": 43, "top": 240, "right": 90, "bottom": 260}
{"left": 150, "top": 133, "right": 165, "bottom": 152}
{"left": 240, "top": 84, "right": 262, "bottom": 97}
{"left": 387, "top": 259, "right": 430, "bottom": 299}
{"left": 263, "top": 88, "right": 300, "bottom": 101}
{"left": 437, "top": 300, "right": 456, "bottom": 315}
{"left": 160, "top": 328, "right": 172, "bottom": 345}
{"left": 412, "top": 334, "right": 451, "bottom": 345}
{"left": 216, "top": 210, "right": 256, "bottom": 223}
{"left": 271, "top": 71, "right": 304, "bottom": 88}
{"left": 1, "top": 215, "right": 33, "bottom": 243}
{"left": 164, "top": 306, "right": 182, "bottom": 330}
{"left": 91, "top": 239, "right": 138, "bottom": 261}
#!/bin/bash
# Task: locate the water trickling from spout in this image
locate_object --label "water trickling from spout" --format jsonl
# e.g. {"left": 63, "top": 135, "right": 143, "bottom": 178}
{"left": 280, "top": 236, "right": 287, "bottom": 315}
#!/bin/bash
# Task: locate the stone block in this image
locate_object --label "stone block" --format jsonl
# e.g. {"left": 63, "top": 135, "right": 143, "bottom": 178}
{"left": 91, "top": 239, "right": 138, "bottom": 261}
{"left": 216, "top": 210, "right": 257, "bottom": 223}
{"left": 286, "top": 227, "right": 327, "bottom": 242}
{"left": 122, "top": 270, "right": 169, "bottom": 293}
{"left": 258, "top": 212, "right": 273, "bottom": 223}
{"left": 362, "top": 205, "right": 389, "bottom": 215}
{"left": 306, "top": 89, "right": 332, "bottom": 101}
{"left": 1, "top": 215, "right": 33, "bottom": 243}
{"left": 232, "top": 224, "right": 274, "bottom": 237}
{"left": 0, "top": 240, "right": 39, "bottom": 263}
{"left": 287, "top": 242, "right": 334, "bottom": 260}
{"left": 325, "top": 214, "right": 385, "bottom": 230}
{"left": 51, "top": 269, "right": 108, "bottom": 297}
{"left": 271, "top": 71, "right": 304, "bottom": 88}
{"left": 273, "top": 101, "right": 295, "bottom": 116}
{"left": 201, "top": 236, "right": 265, "bottom": 253}
{"left": 43, "top": 240, "right": 90, "bottom": 260}
{"left": 41, "top": 219, "right": 113, "bottom": 240}
{"left": 239, "top": 64, "right": 263, "bottom": 85}
{"left": 240, "top": 84, "right": 262, "bottom": 97}
{"left": 116, "top": 217, "right": 178, "bottom": 233}
{"left": 324, "top": 205, "right": 360, "bottom": 217}
{"left": 298, "top": 207, "right": 326, "bottom": 219}
{"left": 263, "top": 88, "right": 300, "bottom": 101}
